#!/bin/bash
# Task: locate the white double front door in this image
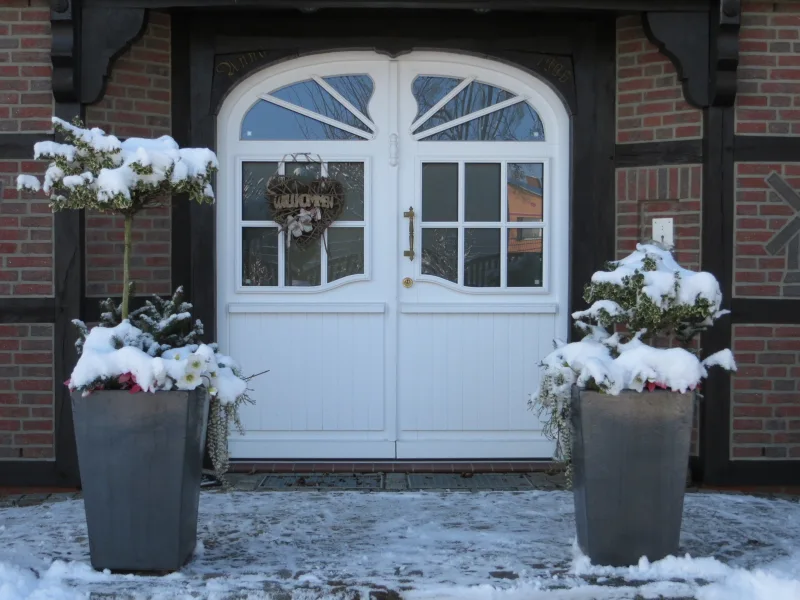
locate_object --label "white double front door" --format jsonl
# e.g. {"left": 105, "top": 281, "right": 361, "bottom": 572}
{"left": 217, "top": 51, "right": 569, "bottom": 459}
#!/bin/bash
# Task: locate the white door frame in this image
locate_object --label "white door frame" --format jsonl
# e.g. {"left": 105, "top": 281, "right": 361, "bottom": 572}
{"left": 216, "top": 51, "right": 570, "bottom": 460}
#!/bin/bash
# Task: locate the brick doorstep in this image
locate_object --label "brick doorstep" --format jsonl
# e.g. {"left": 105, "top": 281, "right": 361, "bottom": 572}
{"left": 229, "top": 461, "right": 558, "bottom": 474}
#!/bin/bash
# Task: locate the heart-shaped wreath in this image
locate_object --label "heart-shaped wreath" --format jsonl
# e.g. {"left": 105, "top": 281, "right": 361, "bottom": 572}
{"left": 266, "top": 174, "right": 345, "bottom": 248}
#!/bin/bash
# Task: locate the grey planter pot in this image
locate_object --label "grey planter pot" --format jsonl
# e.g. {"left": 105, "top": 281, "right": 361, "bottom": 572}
{"left": 72, "top": 388, "right": 209, "bottom": 573}
{"left": 571, "top": 386, "right": 694, "bottom": 567}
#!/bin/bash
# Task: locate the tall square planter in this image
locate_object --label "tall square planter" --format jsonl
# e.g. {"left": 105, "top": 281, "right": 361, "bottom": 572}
{"left": 72, "top": 388, "right": 210, "bottom": 572}
{"left": 571, "top": 386, "right": 694, "bottom": 567}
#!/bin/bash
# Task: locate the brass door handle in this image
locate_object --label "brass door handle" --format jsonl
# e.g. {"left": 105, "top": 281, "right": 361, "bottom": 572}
{"left": 403, "top": 206, "right": 415, "bottom": 261}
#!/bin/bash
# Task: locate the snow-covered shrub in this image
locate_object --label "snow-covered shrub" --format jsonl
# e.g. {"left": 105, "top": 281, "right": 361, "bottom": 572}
{"left": 530, "top": 244, "right": 737, "bottom": 477}
{"left": 17, "top": 117, "right": 217, "bottom": 319}
{"left": 17, "top": 119, "right": 259, "bottom": 482}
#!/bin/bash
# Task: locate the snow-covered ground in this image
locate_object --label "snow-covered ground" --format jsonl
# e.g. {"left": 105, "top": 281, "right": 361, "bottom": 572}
{"left": 0, "top": 490, "right": 798, "bottom": 599}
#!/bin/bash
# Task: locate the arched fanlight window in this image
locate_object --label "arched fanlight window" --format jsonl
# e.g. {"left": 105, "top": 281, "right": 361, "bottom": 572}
{"left": 241, "top": 75, "right": 375, "bottom": 141}
{"left": 410, "top": 76, "right": 545, "bottom": 141}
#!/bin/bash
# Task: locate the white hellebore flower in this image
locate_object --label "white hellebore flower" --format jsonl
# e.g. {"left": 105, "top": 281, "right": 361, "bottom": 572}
{"left": 177, "top": 369, "right": 202, "bottom": 391}
{"left": 286, "top": 214, "right": 313, "bottom": 238}
{"left": 187, "top": 352, "right": 206, "bottom": 375}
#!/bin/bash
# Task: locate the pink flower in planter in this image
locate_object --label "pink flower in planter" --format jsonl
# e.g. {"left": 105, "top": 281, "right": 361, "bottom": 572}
{"left": 119, "top": 373, "right": 133, "bottom": 384}
{"left": 129, "top": 384, "right": 143, "bottom": 394}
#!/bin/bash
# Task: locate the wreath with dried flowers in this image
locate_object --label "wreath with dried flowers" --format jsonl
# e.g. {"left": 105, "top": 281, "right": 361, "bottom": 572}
{"left": 266, "top": 155, "right": 345, "bottom": 248}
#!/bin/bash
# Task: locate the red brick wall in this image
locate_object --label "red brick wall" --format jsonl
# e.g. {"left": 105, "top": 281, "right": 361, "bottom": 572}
{"left": 731, "top": 324, "right": 800, "bottom": 459}
{"left": 615, "top": 165, "right": 703, "bottom": 268}
{"left": 616, "top": 16, "right": 703, "bottom": 143}
{"left": 0, "top": 160, "right": 52, "bottom": 297}
{"left": 736, "top": 2, "right": 800, "bottom": 136}
{"left": 734, "top": 163, "right": 800, "bottom": 298}
{"left": 0, "top": 324, "right": 54, "bottom": 459}
{"left": 0, "top": 0, "right": 53, "bottom": 134}
{"left": 85, "top": 11, "right": 172, "bottom": 298}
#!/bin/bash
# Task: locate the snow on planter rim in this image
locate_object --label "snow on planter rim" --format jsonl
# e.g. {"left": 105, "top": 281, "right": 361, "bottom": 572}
{"left": 69, "top": 321, "right": 246, "bottom": 404}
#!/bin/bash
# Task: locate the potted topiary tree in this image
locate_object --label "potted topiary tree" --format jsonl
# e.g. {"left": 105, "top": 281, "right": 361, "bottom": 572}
{"left": 530, "top": 243, "right": 736, "bottom": 567}
{"left": 17, "top": 118, "right": 250, "bottom": 573}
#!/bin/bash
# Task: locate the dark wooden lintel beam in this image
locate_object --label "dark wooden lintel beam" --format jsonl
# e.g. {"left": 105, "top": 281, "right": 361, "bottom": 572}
{"left": 0, "top": 298, "right": 56, "bottom": 324}
{"left": 0, "top": 134, "right": 55, "bottom": 160}
{"left": 733, "top": 135, "right": 800, "bottom": 163}
{"left": 614, "top": 139, "right": 703, "bottom": 168}
{"left": 84, "top": 0, "right": 712, "bottom": 11}
{"left": 730, "top": 298, "right": 800, "bottom": 325}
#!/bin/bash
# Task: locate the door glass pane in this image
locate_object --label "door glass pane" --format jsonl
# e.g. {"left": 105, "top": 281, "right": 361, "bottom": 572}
{"left": 508, "top": 163, "right": 544, "bottom": 222}
{"left": 322, "top": 75, "right": 374, "bottom": 121}
{"left": 465, "top": 163, "right": 500, "bottom": 222}
{"left": 421, "top": 228, "right": 458, "bottom": 283}
{"left": 285, "top": 162, "right": 322, "bottom": 184}
{"left": 327, "top": 162, "right": 365, "bottom": 220}
{"left": 285, "top": 237, "right": 321, "bottom": 287}
{"left": 464, "top": 228, "right": 500, "bottom": 288}
{"left": 327, "top": 228, "right": 364, "bottom": 282}
{"left": 242, "top": 227, "right": 279, "bottom": 287}
{"left": 271, "top": 79, "right": 371, "bottom": 132}
{"left": 418, "top": 103, "right": 545, "bottom": 141}
{"left": 242, "top": 162, "right": 277, "bottom": 221}
{"left": 421, "top": 163, "right": 458, "bottom": 222}
{"left": 415, "top": 82, "right": 514, "bottom": 134}
{"left": 411, "top": 76, "right": 463, "bottom": 121}
{"left": 508, "top": 228, "right": 543, "bottom": 288}
{"left": 242, "top": 100, "right": 362, "bottom": 141}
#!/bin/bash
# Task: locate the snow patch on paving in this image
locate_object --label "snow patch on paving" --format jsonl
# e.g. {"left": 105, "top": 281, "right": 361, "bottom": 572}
{"left": 0, "top": 490, "right": 797, "bottom": 599}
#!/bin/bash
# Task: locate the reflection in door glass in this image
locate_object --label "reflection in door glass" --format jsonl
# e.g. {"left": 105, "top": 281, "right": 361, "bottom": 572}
{"left": 242, "top": 100, "right": 362, "bottom": 141}
{"left": 508, "top": 228, "right": 543, "bottom": 288}
{"left": 327, "top": 162, "right": 365, "bottom": 220}
{"left": 415, "top": 82, "right": 514, "bottom": 133}
{"left": 285, "top": 162, "right": 322, "bottom": 184}
{"left": 422, "top": 228, "right": 458, "bottom": 283}
{"left": 285, "top": 237, "right": 321, "bottom": 287}
{"left": 242, "top": 162, "right": 278, "bottom": 221}
{"left": 411, "top": 76, "right": 463, "bottom": 121}
{"left": 322, "top": 75, "right": 375, "bottom": 120}
{"left": 419, "top": 103, "right": 544, "bottom": 141}
{"left": 465, "top": 163, "right": 501, "bottom": 222}
{"left": 271, "top": 79, "right": 371, "bottom": 132}
{"left": 464, "top": 229, "right": 501, "bottom": 287}
{"left": 421, "top": 163, "right": 458, "bottom": 222}
{"left": 508, "top": 163, "right": 544, "bottom": 222}
{"left": 328, "top": 228, "right": 365, "bottom": 282}
{"left": 242, "top": 227, "right": 279, "bottom": 287}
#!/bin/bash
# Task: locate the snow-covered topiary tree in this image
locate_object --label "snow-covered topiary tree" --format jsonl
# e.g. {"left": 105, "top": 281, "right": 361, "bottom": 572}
{"left": 17, "top": 117, "right": 217, "bottom": 319}
{"left": 530, "top": 243, "right": 737, "bottom": 477}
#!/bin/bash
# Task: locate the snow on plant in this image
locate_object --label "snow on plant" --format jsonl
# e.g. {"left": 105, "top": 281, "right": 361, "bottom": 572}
{"left": 530, "top": 243, "right": 737, "bottom": 476}
{"left": 71, "top": 287, "right": 264, "bottom": 481}
{"left": 17, "top": 117, "right": 217, "bottom": 319}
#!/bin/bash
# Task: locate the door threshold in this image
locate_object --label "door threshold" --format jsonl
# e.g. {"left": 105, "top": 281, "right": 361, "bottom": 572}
{"left": 229, "top": 460, "right": 558, "bottom": 474}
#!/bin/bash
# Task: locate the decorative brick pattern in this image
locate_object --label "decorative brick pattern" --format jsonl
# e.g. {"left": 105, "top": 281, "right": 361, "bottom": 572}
{"left": 0, "top": 0, "right": 53, "bottom": 134}
{"left": 615, "top": 165, "right": 703, "bottom": 269}
{"left": 734, "top": 162, "right": 800, "bottom": 298}
{"left": 736, "top": 2, "right": 800, "bottom": 136}
{"left": 85, "top": 12, "right": 172, "bottom": 298}
{"left": 616, "top": 16, "right": 703, "bottom": 143}
{"left": 0, "top": 324, "right": 54, "bottom": 460}
{"left": 0, "top": 159, "right": 53, "bottom": 297}
{"left": 731, "top": 324, "right": 800, "bottom": 460}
